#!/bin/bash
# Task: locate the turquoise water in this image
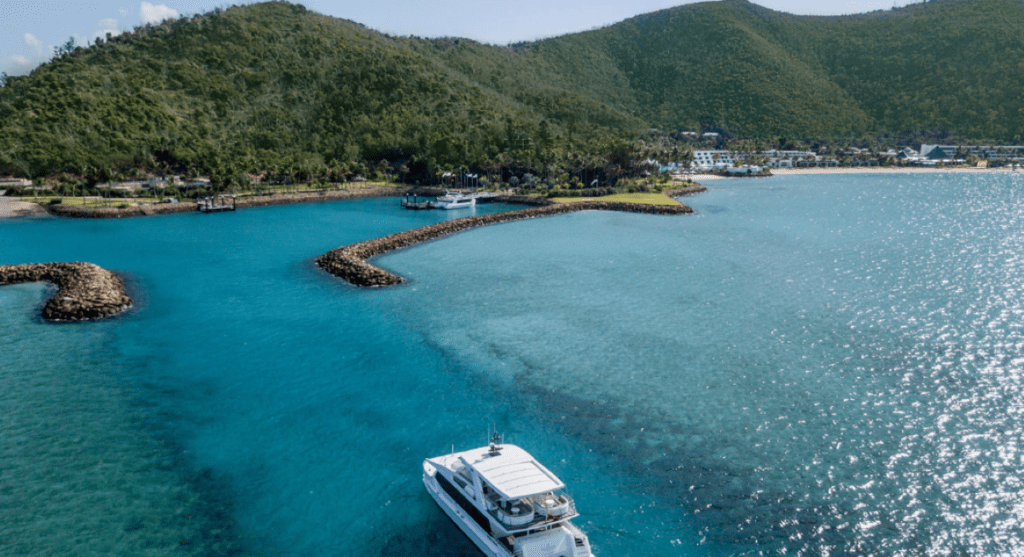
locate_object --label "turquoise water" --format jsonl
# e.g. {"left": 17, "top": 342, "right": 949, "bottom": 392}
{"left": 3, "top": 175, "right": 1024, "bottom": 556}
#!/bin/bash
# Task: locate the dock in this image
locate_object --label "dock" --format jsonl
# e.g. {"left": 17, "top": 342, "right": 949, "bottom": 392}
{"left": 198, "top": 195, "right": 236, "bottom": 213}
{"left": 401, "top": 191, "right": 500, "bottom": 210}
{"left": 401, "top": 193, "right": 435, "bottom": 210}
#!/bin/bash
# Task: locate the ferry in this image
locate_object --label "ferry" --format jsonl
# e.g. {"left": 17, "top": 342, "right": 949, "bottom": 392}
{"left": 434, "top": 191, "right": 476, "bottom": 210}
{"left": 423, "top": 434, "right": 595, "bottom": 557}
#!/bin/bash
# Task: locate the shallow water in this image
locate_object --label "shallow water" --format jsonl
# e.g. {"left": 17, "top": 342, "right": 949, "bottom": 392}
{"left": 3, "top": 176, "right": 1024, "bottom": 556}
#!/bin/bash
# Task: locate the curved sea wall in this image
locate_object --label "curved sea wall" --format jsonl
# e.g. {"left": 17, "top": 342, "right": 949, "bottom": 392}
{"left": 0, "top": 262, "right": 132, "bottom": 321}
{"left": 316, "top": 200, "right": 693, "bottom": 287}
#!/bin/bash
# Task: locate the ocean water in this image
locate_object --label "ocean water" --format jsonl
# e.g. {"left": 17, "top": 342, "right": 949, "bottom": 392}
{"left": 2, "top": 175, "right": 1024, "bottom": 556}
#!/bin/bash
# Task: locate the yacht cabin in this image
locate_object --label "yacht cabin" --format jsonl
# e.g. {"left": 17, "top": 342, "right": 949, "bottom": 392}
{"left": 423, "top": 437, "right": 593, "bottom": 557}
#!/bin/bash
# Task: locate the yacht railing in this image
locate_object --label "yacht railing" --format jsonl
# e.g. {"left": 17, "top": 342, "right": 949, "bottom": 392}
{"left": 488, "top": 492, "right": 578, "bottom": 532}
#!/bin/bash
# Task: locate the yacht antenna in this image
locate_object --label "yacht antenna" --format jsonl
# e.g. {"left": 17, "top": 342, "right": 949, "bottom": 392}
{"left": 489, "top": 430, "right": 503, "bottom": 454}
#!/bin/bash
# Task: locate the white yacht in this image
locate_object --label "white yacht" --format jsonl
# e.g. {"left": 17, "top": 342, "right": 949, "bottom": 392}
{"left": 423, "top": 434, "right": 595, "bottom": 557}
{"left": 434, "top": 191, "right": 476, "bottom": 210}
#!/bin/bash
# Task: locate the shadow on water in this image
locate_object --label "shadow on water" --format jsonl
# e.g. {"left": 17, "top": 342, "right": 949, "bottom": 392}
{"left": 121, "top": 366, "right": 258, "bottom": 556}
{"left": 515, "top": 379, "right": 862, "bottom": 556}
{"left": 379, "top": 513, "right": 482, "bottom": 557}
{"left": 169, "top": 466, "right": 253, "bottom": 556}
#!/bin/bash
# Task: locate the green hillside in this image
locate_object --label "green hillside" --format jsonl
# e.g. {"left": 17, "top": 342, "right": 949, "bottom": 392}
{"left": 2, "top": 0, "right": 1023, "bottom": 180}
{"left": 528, "top": 0, "right": 1024, "bottom": 139}
{"left": 0, "top": 2, "right": 640, "bottom": 180}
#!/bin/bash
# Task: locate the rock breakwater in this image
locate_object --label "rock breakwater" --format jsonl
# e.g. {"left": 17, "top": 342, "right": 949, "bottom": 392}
{"left": 0, "top": 262, "right": 132, "bottom": 321}
{"left": 316, "top": 200, "right": 693, "bottom": 287}
{"left": 44, "top": 202, "right": 197, "bottom": 218}
{"left": 41, "top": 188, "right": 400, "bottom": 219}
{"left": 664, "top": 184, "right": 708, "bottom": 197}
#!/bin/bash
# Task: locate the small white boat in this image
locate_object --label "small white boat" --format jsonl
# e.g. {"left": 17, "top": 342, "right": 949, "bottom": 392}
{"left": 423, "top": 434, "right": 595, "bottom": 557}
{"left": 434, "top": 191, "right": 476, "bottom": 210}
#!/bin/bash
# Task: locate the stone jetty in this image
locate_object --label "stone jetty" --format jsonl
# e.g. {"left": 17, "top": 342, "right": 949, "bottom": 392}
{"left": 0, "top": 262, "right": 132, "bottom": 321}
{"left": 316, "top": 200, "right": 693, "bottom": 287}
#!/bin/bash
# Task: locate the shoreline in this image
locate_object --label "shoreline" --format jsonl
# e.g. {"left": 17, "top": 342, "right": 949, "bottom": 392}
{"left": 316, "top": 197, "right": 694, "bottom": 287}
{"left": 682, "top": 166, "right": 1020, "bottom": 180}
{"left": 0, "top": 262, "right": 133, "bottom": 321}
{"left": 2, "top": 184, "right": 708, "bottom": 220}
{"left": 2, "top": 187, "right": 403, "bottom": 219}
{"left": 771, "top": 166, "right": 1019, "bottom": 176}
{"left": 0, "top": 198, "right": 48, "bottom": 218}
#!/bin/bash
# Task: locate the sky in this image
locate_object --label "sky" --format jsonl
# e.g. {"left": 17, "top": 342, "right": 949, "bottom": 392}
{"left": 0, "top": 0, "right": 918, "bottom": 77}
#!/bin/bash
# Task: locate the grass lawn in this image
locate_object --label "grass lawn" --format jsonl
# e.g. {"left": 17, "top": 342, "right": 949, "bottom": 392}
{"left": 247, "top": 181, "right": 402, "bottom": 194}
{"left": 549, "top": 192, "right": 682, "bottom": 206}
{"left": 30, "top": 197, "right": 158, "bottom": 208}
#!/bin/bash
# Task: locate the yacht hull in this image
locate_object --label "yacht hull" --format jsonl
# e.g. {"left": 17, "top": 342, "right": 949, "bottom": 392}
{"left": 422, "top": 443, "right": 594, "bottom": 557}
{"left": 423, "top": 467, "right": 509, "bottom": 557}
{"left": 434, "top": 200, "right": 475, "bottom": 210}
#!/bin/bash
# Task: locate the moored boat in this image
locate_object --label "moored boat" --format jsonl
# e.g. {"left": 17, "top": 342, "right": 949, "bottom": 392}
{"left": 423, "top": 434, "right": 594, "bottom": 557}
{"left": 434, "top": 191, "right": 476, "bottom": 209}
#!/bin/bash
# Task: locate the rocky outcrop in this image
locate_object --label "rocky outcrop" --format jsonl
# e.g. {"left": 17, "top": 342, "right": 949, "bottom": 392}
{"left": 43, "top": 202, "right": 197, "bottom": 218}
{"left": 316, "top": 200, "right": 693, "bottom": 287}
{"left": 480, "top": 195, "right": 554, "bottom": 206}
{"left": 0, "top": 262, "right": 132, "bottom": 321}
{"left": 41, "top": 187, "right": 401, "bottom": 219}
{"left": 233, "top": 187, "right": 398, "bottom": 209}
{"left": 664, "top": 184, "right": 708, "bottom": 197}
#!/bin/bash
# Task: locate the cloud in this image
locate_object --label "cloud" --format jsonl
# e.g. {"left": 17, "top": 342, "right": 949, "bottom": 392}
{"left": 95, "top": 18, "right": 121, "bottom": 40}
{"left": 140, "top": 2, "right": 179, "bottom": 24}
{"left": 5, "top": 34, "right": 49, "bottom": 76}
{"left": 24, "top": 33, "right": 43, "bottom": 55}
{"left": 8, "top": 54, "right": 39, "bottom": 76}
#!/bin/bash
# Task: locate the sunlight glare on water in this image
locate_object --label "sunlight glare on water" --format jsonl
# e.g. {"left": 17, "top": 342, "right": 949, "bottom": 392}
{"left": 3, "top": 174, "right": 1024, "bottom": 556}
{"left": 378, "top": 172, "right": 1024, "bottom": 555}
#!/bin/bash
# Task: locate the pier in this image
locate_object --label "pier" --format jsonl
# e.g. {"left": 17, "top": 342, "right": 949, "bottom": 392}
{"left": 401, "top": 193, "right": 434, "bottom": 210}
{"left": 401, "top": 190, "right": 500, "bottom": 210}
{"left": 198, "top": 195, "right": 236, "bottom": 213}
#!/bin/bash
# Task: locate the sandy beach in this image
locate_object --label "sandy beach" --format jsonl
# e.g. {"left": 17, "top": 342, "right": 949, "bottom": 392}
{"left": 0, "top": 198, "right": 47, "bottom": 218}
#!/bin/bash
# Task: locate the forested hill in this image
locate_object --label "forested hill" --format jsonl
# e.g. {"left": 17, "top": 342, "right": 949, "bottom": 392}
{"left": 2, "top": 0, "right": 1023, "bottom": 179}
{"left": 533, "top": 0, "right": 1024, "bottom": 139}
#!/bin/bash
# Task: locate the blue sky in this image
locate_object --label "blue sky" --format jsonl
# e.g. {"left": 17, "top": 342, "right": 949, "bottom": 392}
{"left": 1, "top": 0, "right": 916, "bottom": 76}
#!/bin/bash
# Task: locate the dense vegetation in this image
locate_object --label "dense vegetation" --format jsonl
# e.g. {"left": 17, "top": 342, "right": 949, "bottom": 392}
{"left": 1, "top": 0, "right": 1023, "bottom": 183}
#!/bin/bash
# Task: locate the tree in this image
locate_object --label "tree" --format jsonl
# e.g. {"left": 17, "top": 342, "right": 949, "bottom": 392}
{"left": 53, "top": 36, "right": 76, "bottom": 58}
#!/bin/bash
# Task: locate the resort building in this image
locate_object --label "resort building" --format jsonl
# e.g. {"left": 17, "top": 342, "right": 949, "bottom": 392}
{"left": 692, "top": 150, "right": 735, "bottom": 169}
{"left": 920, "top": 144, "right": 1024, "bottom": 162}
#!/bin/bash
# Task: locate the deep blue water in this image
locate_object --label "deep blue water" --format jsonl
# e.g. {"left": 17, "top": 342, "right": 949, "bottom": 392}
{"left": 3, "top": 175, "right": 1024, "bottom": 556}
